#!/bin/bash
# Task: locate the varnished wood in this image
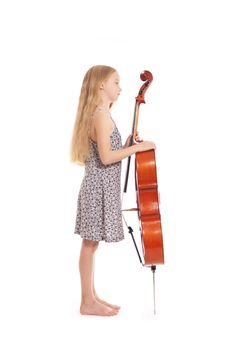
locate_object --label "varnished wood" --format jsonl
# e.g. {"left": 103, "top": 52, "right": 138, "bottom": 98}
{"left": 134, "top": 71, "right": 164, "bottom": 266}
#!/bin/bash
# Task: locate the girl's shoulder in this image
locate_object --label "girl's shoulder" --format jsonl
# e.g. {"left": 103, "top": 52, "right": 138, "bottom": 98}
{"left": 92, "top": 108, "right": 114, "bottom": 128}
{"left": 90, "top": 109, "right": 115, "bottom": 142}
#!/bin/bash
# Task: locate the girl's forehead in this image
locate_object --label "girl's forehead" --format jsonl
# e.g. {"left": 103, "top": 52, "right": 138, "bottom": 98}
{"left": 111, "top": 71, "right": 120, "bottom": 80}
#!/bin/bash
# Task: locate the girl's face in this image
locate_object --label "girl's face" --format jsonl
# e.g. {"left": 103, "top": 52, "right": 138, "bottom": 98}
{"left": 101, "top": 71, "right": 122, "bottom": 102}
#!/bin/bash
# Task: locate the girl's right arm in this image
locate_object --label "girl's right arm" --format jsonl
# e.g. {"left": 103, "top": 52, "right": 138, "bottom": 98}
{"left": 94, "top": 112, "right": 156, "bottom": 165}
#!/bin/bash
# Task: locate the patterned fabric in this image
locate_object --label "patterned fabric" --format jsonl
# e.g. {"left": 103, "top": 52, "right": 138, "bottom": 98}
{"left": 74, "top": 124, "right": 124, "bottom": 242}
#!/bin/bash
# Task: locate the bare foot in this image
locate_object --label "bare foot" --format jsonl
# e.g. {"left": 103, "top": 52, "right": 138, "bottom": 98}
{"left": 94, "top": 295, "right": 121, "bottom": 310}
{"left": 80, "top": 300, "right": 118, "bottom": 316}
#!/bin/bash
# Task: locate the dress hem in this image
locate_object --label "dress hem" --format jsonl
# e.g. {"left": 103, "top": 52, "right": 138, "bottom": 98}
{"left": 74, "top": 232, "right": 124, "bottom": 243}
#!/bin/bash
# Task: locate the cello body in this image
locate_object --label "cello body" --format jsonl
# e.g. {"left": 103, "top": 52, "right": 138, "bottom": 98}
{"left": 135, "top": 149, "right": 164, "bottom": 265}
{"left": 130, "top": 70, "right": 164, "bottom": 267}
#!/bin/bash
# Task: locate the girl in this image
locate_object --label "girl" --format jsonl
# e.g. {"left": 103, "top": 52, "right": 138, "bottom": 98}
{"left": 70, "top": 65, "right": 156, "bottom": 316}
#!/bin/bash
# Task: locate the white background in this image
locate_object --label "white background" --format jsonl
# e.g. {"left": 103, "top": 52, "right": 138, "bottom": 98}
{"left": 0, "top": 0, "right": 233, "bottom": 349}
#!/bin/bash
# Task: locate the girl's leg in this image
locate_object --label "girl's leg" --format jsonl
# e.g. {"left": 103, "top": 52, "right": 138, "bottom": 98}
{"left": 79, "top": 238, "right": 118, "bottom": 316}
{"left": 92, "top": 255, "right": 120, "bottom": 310}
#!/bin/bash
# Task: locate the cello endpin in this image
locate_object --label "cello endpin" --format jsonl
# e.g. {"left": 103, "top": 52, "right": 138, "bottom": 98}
{"left": 151, "top": 265, "right": 156, "bottom": 315}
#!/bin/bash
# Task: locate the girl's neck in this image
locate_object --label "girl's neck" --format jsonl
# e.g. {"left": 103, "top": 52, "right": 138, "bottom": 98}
{"left": 97, "top": 105, "right": 111, "bottom": 113}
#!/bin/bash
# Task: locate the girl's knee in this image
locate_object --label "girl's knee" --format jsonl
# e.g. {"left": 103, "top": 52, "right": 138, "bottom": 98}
{"left": 82, "top": 239, "right": 99, "bottom": 250}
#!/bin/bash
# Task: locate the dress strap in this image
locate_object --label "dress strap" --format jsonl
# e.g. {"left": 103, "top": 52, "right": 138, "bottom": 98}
{"left": 110, "top": 116, "right": 117, "bottom": 128}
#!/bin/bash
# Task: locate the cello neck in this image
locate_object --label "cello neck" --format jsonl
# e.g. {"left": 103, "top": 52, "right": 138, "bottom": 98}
{"left": 130, "top": 101, "right": 140, "bottom": 145}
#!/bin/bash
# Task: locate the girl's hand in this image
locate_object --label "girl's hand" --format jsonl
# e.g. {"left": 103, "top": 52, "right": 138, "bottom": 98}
{"left": 124, "top": 132, "right": 143, "bottom": 148}
{"left": 136, "top": 140, "right": 156, "bottom": 152}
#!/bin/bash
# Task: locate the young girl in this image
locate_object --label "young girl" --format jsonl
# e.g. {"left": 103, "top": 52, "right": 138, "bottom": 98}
{"left": 70, "top": 65, "right": 156, "bottom": 316}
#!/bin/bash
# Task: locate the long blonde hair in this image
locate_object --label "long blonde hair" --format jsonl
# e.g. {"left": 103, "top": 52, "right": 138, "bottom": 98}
{"left": 70, "top": 65, "right": 116, "bottom": 166}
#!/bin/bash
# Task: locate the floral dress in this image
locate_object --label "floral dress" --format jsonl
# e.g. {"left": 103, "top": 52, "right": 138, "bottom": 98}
{"left": 74, "top": 122, "right": 124, "bottom": 243}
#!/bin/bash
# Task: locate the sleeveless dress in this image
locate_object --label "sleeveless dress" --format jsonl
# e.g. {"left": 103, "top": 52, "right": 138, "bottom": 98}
{"left": 74, "top": 119, "right": 125, "bottom": 243}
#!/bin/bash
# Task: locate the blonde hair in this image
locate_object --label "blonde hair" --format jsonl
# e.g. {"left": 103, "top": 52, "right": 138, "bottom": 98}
{"left": 70, "top": 65, "right": 116, "bottom": 166}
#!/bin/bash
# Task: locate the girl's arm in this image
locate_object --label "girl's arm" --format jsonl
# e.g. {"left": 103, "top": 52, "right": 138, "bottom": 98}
{"left": 103, "top": 144, "right": 139, "bottom": 165}
{"left": 94, "top": 111, "right": 140, "bottom": 165}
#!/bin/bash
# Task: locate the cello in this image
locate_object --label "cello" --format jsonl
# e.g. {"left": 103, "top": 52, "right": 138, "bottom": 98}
{"left": 122, "top": 70, "right": 164, "bottom": 314}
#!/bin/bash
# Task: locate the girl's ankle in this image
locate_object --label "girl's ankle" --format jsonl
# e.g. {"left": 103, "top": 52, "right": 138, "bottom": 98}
{"left": 81, "top": 295, "right": 96, "bottom": 305}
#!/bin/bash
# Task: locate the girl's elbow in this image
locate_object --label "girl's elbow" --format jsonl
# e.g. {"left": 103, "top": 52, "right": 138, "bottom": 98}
{"left": 100, "top": 155, "right": 109, "bottom": 165}
{"left": 100, "top": 151, "right": 114, "bottom": 165}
